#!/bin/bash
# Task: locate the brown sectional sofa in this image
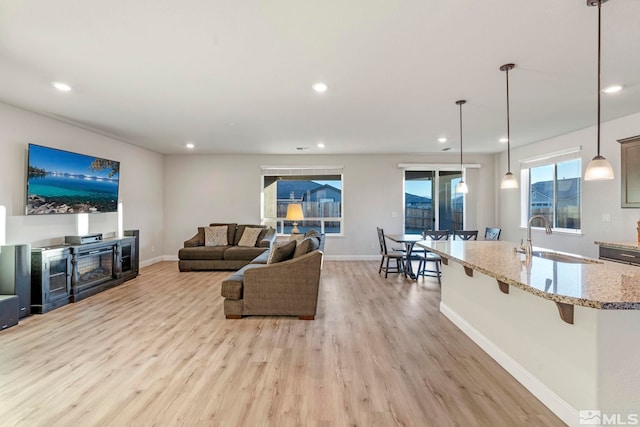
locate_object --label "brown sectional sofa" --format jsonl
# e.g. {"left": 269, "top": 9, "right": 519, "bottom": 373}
{"left": 221, "top": 232, "right": 325, "bottom": 319}
{"left": 178, "top": 223, "right": 276, "bottom": 271}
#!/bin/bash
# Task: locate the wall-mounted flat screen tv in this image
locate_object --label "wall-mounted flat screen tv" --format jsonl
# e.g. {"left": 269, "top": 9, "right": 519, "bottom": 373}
{"left": 26, "top": 144, "right": 120, "bottom": 215}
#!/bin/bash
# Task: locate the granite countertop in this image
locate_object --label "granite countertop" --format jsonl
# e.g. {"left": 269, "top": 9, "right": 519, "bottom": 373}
{"left": 594, "top": 241, "right": 640, "bottom": 251}
{"left": 416, "top": 240, "right": 640, "bottom": 310}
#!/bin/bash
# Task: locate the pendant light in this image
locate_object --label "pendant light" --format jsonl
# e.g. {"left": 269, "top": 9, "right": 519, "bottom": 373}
{"left": 584, "top": 0, "right": 614, "bottom": 181}
{"left": 500, "top": 63, "right": 519, "bottom": 189}
{"left": 455, "top": 100, "right": 468, "bottom": 194}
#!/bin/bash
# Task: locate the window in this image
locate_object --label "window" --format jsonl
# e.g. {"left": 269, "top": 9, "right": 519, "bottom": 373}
{"left": 261, "top": 166, "right": 343, "bottom": 235}
{"left": 404, "top": 169, "right": 464, "bottom": 234}
{"left": 525, "top": 158, "right": 581, "bottom": 230}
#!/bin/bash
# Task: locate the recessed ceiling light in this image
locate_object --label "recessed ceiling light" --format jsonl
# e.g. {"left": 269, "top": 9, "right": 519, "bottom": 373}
{"left": 602, "top": 84, "right": 623, "bottom": 94}
{"left": 52, "top": 82, "right": 72, "bottom": 92}
{"left": 317, "top": 142, "right": 325, "bottom": 148}
{"left": 312, "top": 82, "right": 328, "bottom": 93}
{"left": 186, "top": 143, "right": 195, "bottom": 149}
{"left": 499, "top": 137, "right": 509, "bottom": 143}
{"left": 438, "top": 137, "right": 447, "bottom": 143}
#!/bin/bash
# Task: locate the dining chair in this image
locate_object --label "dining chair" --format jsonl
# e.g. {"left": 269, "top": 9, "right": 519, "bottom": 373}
{"left": 453, "top": 230, "right": 478, "bottom": 240}
{"left": 422, "top": 230, "right": 450, "bottom": 240}
{"left": 376, "top": 227, "right": 406, "bottom": 278}
{"left": 484, "top": 227, "right": 502, "bottom": 241}
{"left": 415, "top": 230, "right": 448, "bottom": 284}
{"left": 415, "top": 252, "right": 442, "bottom": 284}
{"left": 415, "top": 230, "right": 449, "bottom": 256}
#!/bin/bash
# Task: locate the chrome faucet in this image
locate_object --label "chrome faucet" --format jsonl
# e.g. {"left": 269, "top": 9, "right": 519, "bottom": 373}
{"left": 516, "top": 215, "right": 553, "bottom": 257}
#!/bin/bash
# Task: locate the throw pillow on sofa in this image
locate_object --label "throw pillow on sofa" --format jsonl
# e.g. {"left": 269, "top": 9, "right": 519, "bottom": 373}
{"left": 237, "top": 227, "right": 263, "bottom": 247}
{"left": 305, "top": 229, "right": 321, "bottom": 239}
{"left": 204, "top": 226, "right": 228, "bottom": 246}
{"left": 267, "top": 240, "right": 296, "bottom": 264}
{"left": 293, "top": 236, "right": 320, "bottom": 258}
{"left": 265, "top": 242, "right": 282, "bottom": 264}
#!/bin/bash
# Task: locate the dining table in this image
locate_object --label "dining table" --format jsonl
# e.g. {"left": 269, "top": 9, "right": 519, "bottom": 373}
{"left": 384, "top": 233, "right": 426, "bottom": 280}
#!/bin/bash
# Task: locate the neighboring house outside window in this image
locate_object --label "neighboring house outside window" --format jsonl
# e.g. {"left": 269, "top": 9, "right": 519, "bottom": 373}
{"left": 523, "top": 158, "right": 581, "bottom": 231}
{"left": 261, "top": 166, "right": 343, "bottom": 235}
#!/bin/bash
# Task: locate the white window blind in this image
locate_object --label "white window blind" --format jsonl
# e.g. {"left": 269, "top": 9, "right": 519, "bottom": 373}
{"left": 398, "top": 163, "right": 480, "bottom": 170}
{"left": 261, "top": 165, "right": 343, "bottom": 176}
{"left": 519, "top": 147, "right": 582, "bottom": 169}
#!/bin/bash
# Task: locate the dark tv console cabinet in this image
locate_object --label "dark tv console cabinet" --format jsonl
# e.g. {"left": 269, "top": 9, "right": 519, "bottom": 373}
{"left": 31, "top": 233, "right": 139, "bottom": 314}
{"left": 30, "top": 246, "right": 72, "bottom": 314}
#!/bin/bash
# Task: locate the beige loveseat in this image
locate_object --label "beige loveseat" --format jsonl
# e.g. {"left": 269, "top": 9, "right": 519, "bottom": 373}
{"left": 221, "top": 232, "right": 325, "bottom": 319}
{"left": 178, "top": 223, "right": 276, "bottom": 271}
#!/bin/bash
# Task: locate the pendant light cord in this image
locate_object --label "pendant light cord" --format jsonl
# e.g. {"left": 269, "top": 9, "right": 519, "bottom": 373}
{"left": 459, "top": 102, "right": 463, "bottom": 169}
{"left": 455, "top": 100, "right": 466, "bottom": 180}
{"left": 597, "top": 0, "right": 602, "bottom": 157}
{"left": 506, "top": 67, "right": 511, "bottom": 173}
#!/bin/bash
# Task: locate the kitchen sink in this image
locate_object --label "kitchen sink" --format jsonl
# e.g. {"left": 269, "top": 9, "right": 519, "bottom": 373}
{"left": 531, "top": 250, "right": 602, "bottom": 264}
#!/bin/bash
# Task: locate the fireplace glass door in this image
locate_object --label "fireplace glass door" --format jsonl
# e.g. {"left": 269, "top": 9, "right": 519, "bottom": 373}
{"left": 75, "top": 247, "right": 114, "bottom": 291}
{"left": 48, "top": 253, "right": 71, "bottom": 301}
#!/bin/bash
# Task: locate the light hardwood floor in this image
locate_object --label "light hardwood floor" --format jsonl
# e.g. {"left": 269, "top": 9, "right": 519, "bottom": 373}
{"left": 0, "top": 261, "right": 565, "bottom": 426}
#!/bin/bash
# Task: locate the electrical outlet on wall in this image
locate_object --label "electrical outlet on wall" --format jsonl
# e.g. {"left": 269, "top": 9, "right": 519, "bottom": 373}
{"left": 602, "top": 213, "right": 611, "bottom": 223}
{"left": 391, "top": 211, "right": 398, "bottom": 218}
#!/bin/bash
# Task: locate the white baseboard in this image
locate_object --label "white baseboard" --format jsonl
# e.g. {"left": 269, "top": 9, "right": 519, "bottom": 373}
{"left": 439, "top": 302, "right": 578, "bottom": 427}
{"left": 148, "top": 254, "right": 380, "bottom": 264}
{"left": 153, "top": 254, "right": 380, "bottom": 262}
{"left": 324, "top": 255, "right": 379, "bottom": 261}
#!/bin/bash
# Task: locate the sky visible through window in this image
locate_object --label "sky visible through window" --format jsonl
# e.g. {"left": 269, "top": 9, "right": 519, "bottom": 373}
{"left": 530, "top": 159, "right": 580, "bottom": 184}
{"left": 557, "top": 159, "right": 580, "bottom": 180}
{"left": 530, "top": 164, "right": 553, "bottom": 184}
{"left": 405, "top": 181, "right": 432, "bottom": 199}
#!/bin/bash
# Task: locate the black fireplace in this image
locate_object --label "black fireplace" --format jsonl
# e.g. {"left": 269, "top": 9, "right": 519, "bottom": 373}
{"left": 71, "top": 244, "right": 116, "bottom": 301}
{"left": 76, "top": 247, "right": 114, "bottom": 288}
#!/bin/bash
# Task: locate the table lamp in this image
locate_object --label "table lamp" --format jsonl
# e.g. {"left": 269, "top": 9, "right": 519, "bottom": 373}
{"left": 286, "top": 203, "right": 304, "bottom": 234}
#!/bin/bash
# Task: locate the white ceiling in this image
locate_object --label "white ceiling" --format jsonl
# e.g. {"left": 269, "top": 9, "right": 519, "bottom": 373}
{"left": 1, "top": 0, "right": 639, "bottom": 155}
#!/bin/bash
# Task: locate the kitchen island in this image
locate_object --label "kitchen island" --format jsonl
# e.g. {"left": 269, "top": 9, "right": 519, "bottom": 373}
{"left": 417, "top": 239, "right": 640, "bottom": 427}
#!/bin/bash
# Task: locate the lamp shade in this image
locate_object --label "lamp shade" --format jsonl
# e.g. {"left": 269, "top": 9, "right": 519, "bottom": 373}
{"left": 455, "top": 180, "right": 468, "bottom": 194}
{"left": 285, "top": 203, "right": 304, "bottom": 221}
{"left": 500, "top": 172, "right": 519, "bottom": 189}
{"left": 584, "top": 155, "right": 614, "bottom": 181}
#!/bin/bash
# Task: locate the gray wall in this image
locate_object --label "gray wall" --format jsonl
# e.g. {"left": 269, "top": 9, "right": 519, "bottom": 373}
{"left": 496, "top": 111, "right": 640, "bottom": 258}
{"left": 163, "top": 153, "right": 496, "bottom": 259}
{"left": 6, "top": 96, "right": 637, "bottom": 263}
{"left": 0, "top": 102, "right": 165, "bottom": 265}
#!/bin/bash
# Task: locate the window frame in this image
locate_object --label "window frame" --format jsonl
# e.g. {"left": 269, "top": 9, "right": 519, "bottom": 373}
{"left": 403, "top": 168, "right": 466, "bottom": 235}
{"left": 260, "top": 166, "right": 344, "bottom": 236}
{"left": 520, "top": 157, "right": 583, "bottom": 234}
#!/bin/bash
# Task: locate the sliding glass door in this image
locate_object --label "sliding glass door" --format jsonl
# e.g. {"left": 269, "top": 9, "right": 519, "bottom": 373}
{"left": 405, "top": 171, "right": 434, "bottom": 234}
{"left": 404, "top": 170, "right": 464, "bottom": 234}
{"left": 438, "top": 171, "right": 464, "bottom": 232}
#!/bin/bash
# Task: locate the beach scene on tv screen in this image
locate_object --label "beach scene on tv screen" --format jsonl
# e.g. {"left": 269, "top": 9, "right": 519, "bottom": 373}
{"left": 27, "top": 145, "right": 120, "bottom": 215}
